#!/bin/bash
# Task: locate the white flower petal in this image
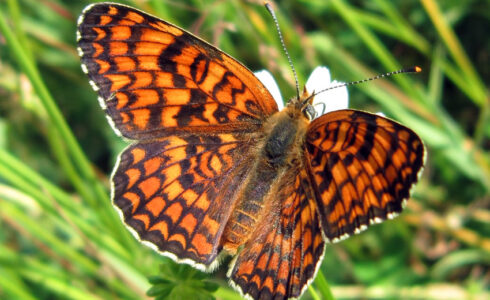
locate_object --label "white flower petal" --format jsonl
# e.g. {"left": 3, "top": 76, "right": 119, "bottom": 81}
{"left": 319, "top": 80, "right": 348, "bottom": 114}
{"left": 306, "top": 66, "right": 348, "bottom": 117}
{"left": 305, "top": 66, "right": 331, "bottom": 93}
{"left": 254, "top": 67, "right": 349, "bottom": 117}
{"left": 254, "top": 70, "right": 284, "bottom": 110}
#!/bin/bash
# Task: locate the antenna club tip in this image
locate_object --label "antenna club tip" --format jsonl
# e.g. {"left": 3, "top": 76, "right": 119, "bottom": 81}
{"left": 402, "top": 66, "right": 422, "bottom": 73}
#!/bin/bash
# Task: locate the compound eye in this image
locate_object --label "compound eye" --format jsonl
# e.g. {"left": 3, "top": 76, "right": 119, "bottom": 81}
{"left": 303, "top": 104, "right": 317, "bottom": 120}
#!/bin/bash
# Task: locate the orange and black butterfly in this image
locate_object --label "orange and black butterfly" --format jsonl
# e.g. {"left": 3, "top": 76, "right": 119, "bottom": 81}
{"left": 77, "top": 3, "right": 425, "bottom": 299}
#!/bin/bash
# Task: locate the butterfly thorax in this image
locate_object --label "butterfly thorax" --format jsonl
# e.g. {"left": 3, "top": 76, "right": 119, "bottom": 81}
{"left": 222, "top": 106, "right": 309, "bottom": 252}
{"left": 263, "top": 105, "right": 310, "bottom": 166}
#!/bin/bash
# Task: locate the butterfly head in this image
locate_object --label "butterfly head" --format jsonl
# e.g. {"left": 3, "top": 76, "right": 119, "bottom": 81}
{"left": 291, "top": 86, "right": 318, "bottom": 121}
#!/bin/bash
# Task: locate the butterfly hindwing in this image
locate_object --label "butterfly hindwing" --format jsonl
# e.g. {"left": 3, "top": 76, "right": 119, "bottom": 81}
{"left": 305, "top": 109, "right": 425, "bottom": 242}
{"left": 228, "top": 167, "right": 324, "bottom": 299}
{"left": 113, "top": 133, "right": 256, "bottom": 268}
{"left": 77, "top": 3, "right": 278, "bottom": 140}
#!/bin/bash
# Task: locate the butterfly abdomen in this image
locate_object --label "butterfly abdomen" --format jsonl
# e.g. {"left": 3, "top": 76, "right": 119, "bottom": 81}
{"left": 222, "top": 107, "right": 308, "bottom": 251}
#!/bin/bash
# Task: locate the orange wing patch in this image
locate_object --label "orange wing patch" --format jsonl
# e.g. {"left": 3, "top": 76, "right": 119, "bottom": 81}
{"left": 229, "top": 168, "right": 324, "bottom": 299}
{"left": 112, "top": 133, "right": 255, "bottom": 268}
{"left": 77, "top": 3, "right": 278, "bottom": 140}
{"left": 305, "top": 110, "right": 425, "bottom": 242}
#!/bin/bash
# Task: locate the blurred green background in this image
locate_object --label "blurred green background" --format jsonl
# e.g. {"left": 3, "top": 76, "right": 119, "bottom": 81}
{"left": 0, "top": 0, "right": 488, "bottom": 299}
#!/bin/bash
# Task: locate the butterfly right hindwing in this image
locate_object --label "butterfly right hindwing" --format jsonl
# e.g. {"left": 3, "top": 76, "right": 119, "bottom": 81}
{"left": 228, "top": 165, "right": 325, "bottom": 299}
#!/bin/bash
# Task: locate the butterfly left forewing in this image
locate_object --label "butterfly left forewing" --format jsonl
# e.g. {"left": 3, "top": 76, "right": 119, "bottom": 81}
{"left": 305, "top": 110, "right": 425, "bottom": 242}
{"left": 77, "top": 3, "right": 278, "bottom": 140}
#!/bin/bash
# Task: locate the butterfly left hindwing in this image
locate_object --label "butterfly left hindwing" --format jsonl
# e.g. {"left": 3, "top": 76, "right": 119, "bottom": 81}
{"left": 112, "top": 133, "right": 256, "bottom": 269}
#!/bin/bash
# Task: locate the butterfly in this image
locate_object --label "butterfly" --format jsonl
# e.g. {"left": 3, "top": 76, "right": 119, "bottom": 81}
{"left": 77, "top": 3, "right": 425, "bottom": 299}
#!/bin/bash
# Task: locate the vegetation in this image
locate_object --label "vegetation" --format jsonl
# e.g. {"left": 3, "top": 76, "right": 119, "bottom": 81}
{"left": 0, "top": 0, "right": 488, "bottom": 299}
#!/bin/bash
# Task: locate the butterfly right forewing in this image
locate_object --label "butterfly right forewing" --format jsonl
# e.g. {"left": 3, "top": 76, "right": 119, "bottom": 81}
{"left": 305, "top": 110, "right": 425, "bottom": 242}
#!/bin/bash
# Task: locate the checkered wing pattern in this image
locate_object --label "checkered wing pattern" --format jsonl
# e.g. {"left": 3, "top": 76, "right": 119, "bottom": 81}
{"left": 77, "top": 3, "right": 278, "bottom": 140}
{"left": 305, "top": 110, "right": 425, "bottom": 242}
{"left": 113, "top": 133, "right": 255, "bottom": 268}
{"left": 228, "top": 168, "right": 325, "bottom": 299}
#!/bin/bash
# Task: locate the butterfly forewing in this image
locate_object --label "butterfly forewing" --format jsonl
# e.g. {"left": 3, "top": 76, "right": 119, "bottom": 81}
{"left": 305, "top": 110, "right": 425, "bottom": 242}
{"left": 77, "top": 3, "right": 278, "bottom": 140}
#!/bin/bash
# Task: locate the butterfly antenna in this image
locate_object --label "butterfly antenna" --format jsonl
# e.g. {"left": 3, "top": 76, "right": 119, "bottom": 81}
{"left": 314, "top": 66, "right": 422, "bottom": 96}
{"left": 265, "top": 1, "right": 300, "bottom": 100}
